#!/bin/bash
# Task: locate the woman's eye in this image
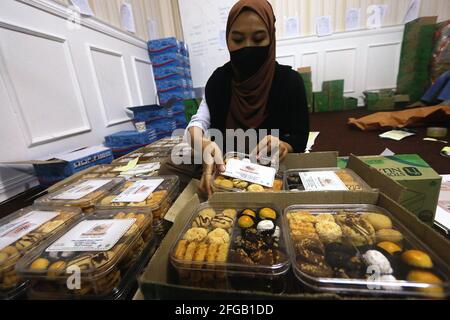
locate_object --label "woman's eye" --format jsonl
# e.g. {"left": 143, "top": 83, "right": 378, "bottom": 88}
{"left": 232, "top": 38, "right": 243, "bottom": 44}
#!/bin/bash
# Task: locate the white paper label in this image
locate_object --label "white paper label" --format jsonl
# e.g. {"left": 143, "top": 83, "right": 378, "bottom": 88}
{"left": 299, "top": 171, "right": 349, "bottom": 191}
{"left": 316, "top": 16, "right": 332, "bottom": 37}
{"left": 0, "top": 211, "right": 59, "bottom": 250}
{"left": 52, "top": 179, "right": 112, "bottom": 200}
{"left": 346, "top": 8, "right": 361, "bottom": 31}
{"left": 46, "top": 219, "right": 135, "bottom": 252}
{"left": 112, "top": 179, "right": 164, "bottom": 203}
{"left": 120, "top": 163, "right": 161, "bottom": 177}
{"left": 223, "top": 159, "right": 276, "bottom": 188}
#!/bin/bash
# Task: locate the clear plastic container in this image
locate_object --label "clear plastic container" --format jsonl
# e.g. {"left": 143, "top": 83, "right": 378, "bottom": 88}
{"left": 283, "top": 204, "right": 450, "bottom": 298}
{"left": 95, "top": 176, "right": 179, "bottom": 227}
{"left": 0, "top": 206, "right": 83, "bottom": 300}
{"left": 170, "top": 202, "right": 290, "bottom": 293}
{"left": 16, "top": 208, "right": 153, "bottom": 299}
{"left": 35, "top": 178, "right": 124, "bottom": 213}
{"left": 212, "top": 152, "right": 283, "bottom": 193}
{"left": 283, "top": 168, "right": 372, "bottom": 192}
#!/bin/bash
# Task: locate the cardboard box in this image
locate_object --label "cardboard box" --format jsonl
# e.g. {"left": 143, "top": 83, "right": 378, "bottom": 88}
{"left": 313, "top": 92, "right": 328, "bottom": 113}
{"left": 139, "top": 180, "right": 450, "bottom": 300}
{"left": 397, "top": 17, "right": 437, "bottom": 102}
{"left": 344, "top": 97, "right": 358, "bottom": 110}
{"left": 2, "top": 146, "right": 114, "bottom": 187}
{"left": 364, "top": 90, "right": 396, "bottom": 111}
{"left": 347, "top": 155, "right": 442, "bottom": 225}
{"left": 323, "top": 80, "right": 344, "bottom": 112}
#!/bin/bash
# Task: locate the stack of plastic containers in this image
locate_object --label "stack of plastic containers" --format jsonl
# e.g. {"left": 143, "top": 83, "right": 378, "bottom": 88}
{"left": 148, "top": 37, "right": 196, "bottom": 130}
{"left": 104, "top": 130, "right": 157, "bottom": 159}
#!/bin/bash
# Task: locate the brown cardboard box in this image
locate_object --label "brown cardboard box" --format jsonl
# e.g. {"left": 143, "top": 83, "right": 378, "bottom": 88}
{"left": 138, "top": 152, "right": 450, "bottom": 299}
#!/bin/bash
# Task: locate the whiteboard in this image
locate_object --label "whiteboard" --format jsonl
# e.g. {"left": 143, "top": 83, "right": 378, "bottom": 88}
{"left": 178, "top": 0, "right": 237, "bottom": 89}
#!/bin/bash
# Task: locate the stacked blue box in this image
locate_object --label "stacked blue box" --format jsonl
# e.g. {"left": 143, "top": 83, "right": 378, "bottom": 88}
{"left": 105, "top": 129, "right": 157, "bottom": 158}
{"left": 149, "top": 37, "right": 196, "bottom": 115}
{"left": 128, "top": 105, "right": 176, "bottom": 138}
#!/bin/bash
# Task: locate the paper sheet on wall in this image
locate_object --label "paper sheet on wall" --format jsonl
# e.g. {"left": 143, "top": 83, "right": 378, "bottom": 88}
{"left": 345, "top": 8, "right": 361, "bottom": 31}
{"left": 121, "top": 3, "right": 136, "bottom": 33}
{"left": 285, "top": 16, "right": 300, "bottom": 38}
{"left": 366, "top": 5, "right": 383, "bottom": 29}
{"left": 70, "top": 0, "right": 93, "bottom": 16}
{"left": 147, "top": 19, "right": 159, "bottom": 40}
{"left": 316, "top": 16, "right": 332, "bottom": 37}
{"left": 404, "top": 0, "right": 421, "bottom": 24}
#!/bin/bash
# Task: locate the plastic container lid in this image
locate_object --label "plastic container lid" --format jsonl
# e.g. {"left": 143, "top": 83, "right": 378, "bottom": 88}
{"left": 95, "top": 176, "right": 179, "bottom": 222}
{"left": 16, "top": 208, "right": 153, "bottom": 299}
{"left": 35, "top": 178, "right": 124, "bottom": 211}
{"left": 170, "top": 202, "right": 290, "bottom": 280}
{"left": 0, "top": 206, "right": 83, "bottom": 299}
{"left": 283, "top": 168, "right": 373, "bottom": 192}
{"left": 283, "top": 204, "right": 450, "bottom": 298}
{"left": 212, "top": 152, "right": 283, "bottom": 193}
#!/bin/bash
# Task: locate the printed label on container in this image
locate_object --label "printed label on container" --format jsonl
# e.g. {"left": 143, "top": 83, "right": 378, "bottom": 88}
{"left": 120, "top": 163, "right": 161, "bottom": 177}
{"left": 223, "top": 159, "right": 276, "bottom": 188}
{"left": 46, "top": 219, "right": 135, "bottom": 252}
{"left": 52, "top": 179, "right": 112, "bottom": 200}
{"left": 112, "top": 179, "right": 164, "bottom": 203}
{"left": 299, "top": 171, "right": 349, "bottom": 191}
{"left": 0, "top": 211, "right": 59, "bottom": 250}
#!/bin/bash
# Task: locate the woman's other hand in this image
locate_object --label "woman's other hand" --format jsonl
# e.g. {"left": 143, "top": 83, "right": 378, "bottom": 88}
{"left": 252, "top": 135, "right": 293, "bottom": 163}
{"left": 199, "top": 141, "right": 226, "bottom": 197}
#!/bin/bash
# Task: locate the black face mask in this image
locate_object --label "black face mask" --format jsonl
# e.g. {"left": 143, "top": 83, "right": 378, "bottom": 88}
{"left": 230, "top": 45, "right": 270, "bottom": 81}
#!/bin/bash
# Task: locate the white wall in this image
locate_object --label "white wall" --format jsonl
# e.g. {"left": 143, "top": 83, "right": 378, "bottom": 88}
{"left": 0, "top": 0, "right": 157, "bottom": 202}
{"left": 276, "top": 25, "right": 405, "bottom": 105}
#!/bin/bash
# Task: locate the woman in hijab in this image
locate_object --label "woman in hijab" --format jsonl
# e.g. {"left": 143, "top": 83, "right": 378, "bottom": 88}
{"left": 164, "top": 0, "right": 309, "bottom": 195}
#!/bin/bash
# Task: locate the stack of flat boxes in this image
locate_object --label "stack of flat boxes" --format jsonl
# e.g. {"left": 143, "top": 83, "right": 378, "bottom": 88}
{"left": 363, "top": 90, "right": 396, "bottom": 111}
{"left": 148, "top": 37, "right": 196, "bottom": 129}
{"left": 397, "top": 17, "right": 437, "bottom": 103}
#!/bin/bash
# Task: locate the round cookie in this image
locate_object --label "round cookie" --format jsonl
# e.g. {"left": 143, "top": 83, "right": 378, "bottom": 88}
{"left": 219, "top": 179, "right": 234, "bottom": 189}
{"left": 238, "top": 215, "right": 255, "bottom": 229}
{"left": 114, "top": 212, "right": 127, "bottom": 219}
{"left": 402, "top": 250, "right": 433, "bottom": 269}
{"left": 30, "top": 258, "right": 50, "bottom": 271}
{"left": 259, "top": 208, "right": 277, "bottom": 220}
{"left": 241, "top": 209, "right": 256, "bottom": 218}
{"left": 222, "top": 209, "right": 237, "bottom": 219}
{"left": 198, "top": 208, "right": 216, "bottom": 219}
{"left": 247, "top": 184, "right": 264, "bottom": 192}
{"left": 363, "top": 213, "right": 392, "bottom": 231}
{"left": 47, "top": 261, "right": 67, "bottom": 278}
{"left": 407, "top": 270, "right": 444, "bottom": 297}
{"left": 183, "top": 228, "right": 208, "bottom": 242}
{"left": 207, "top": 228, "right": 230, "bottom": 244}
{"left": 3, "top": 246, "right": 19, "bottom": 256}
{"left": 0, "top": 252, "right": 8, "bottom": 265}
{"left": 211, "top": 215, "right": 234, "bottom": 230}
{"left": 257, "top": 220, "right": 275, "bottom": 234}
{"left": 377, "top": 241, "right": 402, "bottom": 255}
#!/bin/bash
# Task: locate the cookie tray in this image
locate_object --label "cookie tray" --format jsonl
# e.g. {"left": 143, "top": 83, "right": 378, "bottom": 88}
{"left": 283, "top": 204, "right": 450, "bottom": 298}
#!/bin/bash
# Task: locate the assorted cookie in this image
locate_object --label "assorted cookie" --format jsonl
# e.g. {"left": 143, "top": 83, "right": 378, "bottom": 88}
{"left": 35, "top": 178, "right": 124, "bottom": 212}
{"left": 213, "top": 175, "right": 283, "bottom": 193}
{"left": 0, "top": 207, "right": 82, "bottom": 295}
{"left": 97, "top": 176, "right": 179, "bottom": 225}
{"left": 171, "top": 206, "right": 287, "bottom": 290}
{"left": 286, "top": 208, "right": 446, "bottom": 297}
{"left": 16, "top": 210, "right": 152, "bottom": 299}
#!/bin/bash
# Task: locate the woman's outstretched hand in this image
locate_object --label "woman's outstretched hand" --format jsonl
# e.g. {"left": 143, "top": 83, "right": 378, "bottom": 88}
{"left": 199, "top": 141, "right": 226, "bottom": 197}
{"left": 251, "top": 135, "right": 293, "bottom": 163}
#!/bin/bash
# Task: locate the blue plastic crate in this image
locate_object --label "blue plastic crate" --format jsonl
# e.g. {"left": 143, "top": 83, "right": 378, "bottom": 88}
{"left": 148, "top": 37, "right": 181, "bottom": 57}
{"left": 153, "top": 66, "right": 185, "bottom": 80}
{"left": 128, "top": 105, "right": 173, "bottom": 122}
{"left": 151, "top": 53, "right": 184, "bottom": 69}
{"left": 105, "top": 130, "right": 157, "bottom": 149}
{"left": 155, "top": 77, "right": 188, "bottom": 92}
{"left": 158, "top": 87, "right": 185, "bottom": 106}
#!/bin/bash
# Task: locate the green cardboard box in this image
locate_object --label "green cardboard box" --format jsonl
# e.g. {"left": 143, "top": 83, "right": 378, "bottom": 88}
{"left": 323, "top": 80, "right": 345, "bottom": 111}
{"left": 344, "top": 155, "right": 442, "bottom": 224}
{"left": 364, "top": 90, "right": 395, "bottom": 111}
{"left": 397, "top": 17, "right": 437, "bottom": 102}
{"left": 344, "top": 97, "right": 358, "bottom": 110}
{"left": 313, "top": 92, "right": 328, "bottom": 113}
